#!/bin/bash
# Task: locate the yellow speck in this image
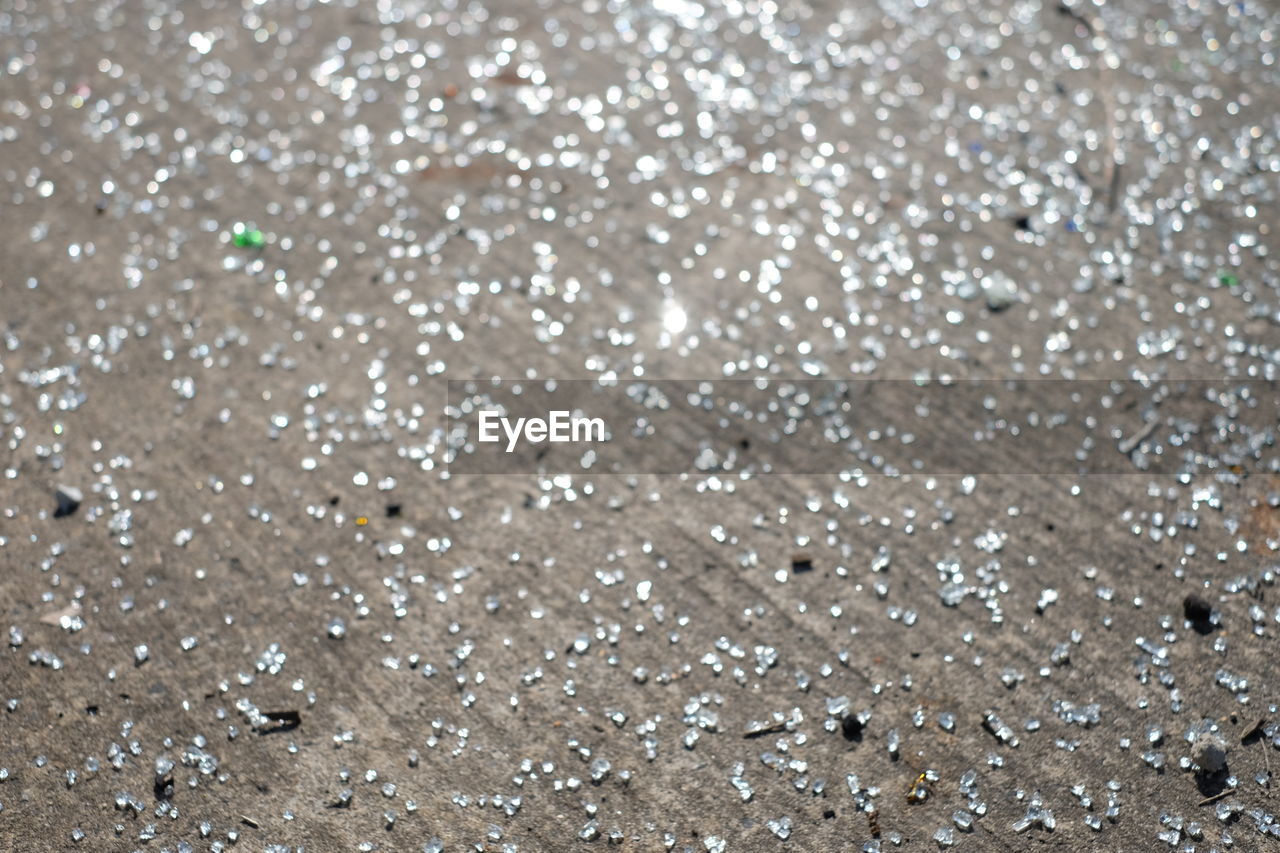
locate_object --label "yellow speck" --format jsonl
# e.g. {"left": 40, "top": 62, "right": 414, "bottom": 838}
{"left": 356, "top": 516, "right": 369, "bottom": 526}
{"left": 906, "top": 772, "right": 931, "bottom": 803}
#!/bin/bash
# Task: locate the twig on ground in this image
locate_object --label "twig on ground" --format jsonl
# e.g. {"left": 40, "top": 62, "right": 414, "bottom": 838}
{"left": 1057, "top": 2, "right": 1122, "bottom": 215}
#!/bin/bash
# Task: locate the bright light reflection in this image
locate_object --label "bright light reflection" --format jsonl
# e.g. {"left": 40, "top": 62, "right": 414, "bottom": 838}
{"left": 661, "top": 300, "right": 687, "bottom": 335}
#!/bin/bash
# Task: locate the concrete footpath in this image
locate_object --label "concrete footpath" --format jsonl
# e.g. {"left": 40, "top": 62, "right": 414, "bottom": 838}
{"left": 1, "top": 0, "right": 1278, "bottom": 849}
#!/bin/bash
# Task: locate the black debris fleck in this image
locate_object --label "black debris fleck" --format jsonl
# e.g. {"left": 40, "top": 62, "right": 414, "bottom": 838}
{"left": 1183, "top": 594, "right": 1217, "bottom": 634}
{"left": 53, "top": 485, "right": 82, "bottom": 518}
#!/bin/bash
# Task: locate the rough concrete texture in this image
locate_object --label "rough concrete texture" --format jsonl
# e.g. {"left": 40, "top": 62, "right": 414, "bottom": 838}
{"left": 1, "top": 0, "right": 1279, "bottom": 850}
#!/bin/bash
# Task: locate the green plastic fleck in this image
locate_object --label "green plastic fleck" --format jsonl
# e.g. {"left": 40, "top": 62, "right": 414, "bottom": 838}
{"left": 232, "top": 225, "right": 265, "bottom": 249}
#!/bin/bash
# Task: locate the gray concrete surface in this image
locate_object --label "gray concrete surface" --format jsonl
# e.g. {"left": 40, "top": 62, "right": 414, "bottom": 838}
{"left": 1, "top": 0, "right": 1279, "bottom": 850}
